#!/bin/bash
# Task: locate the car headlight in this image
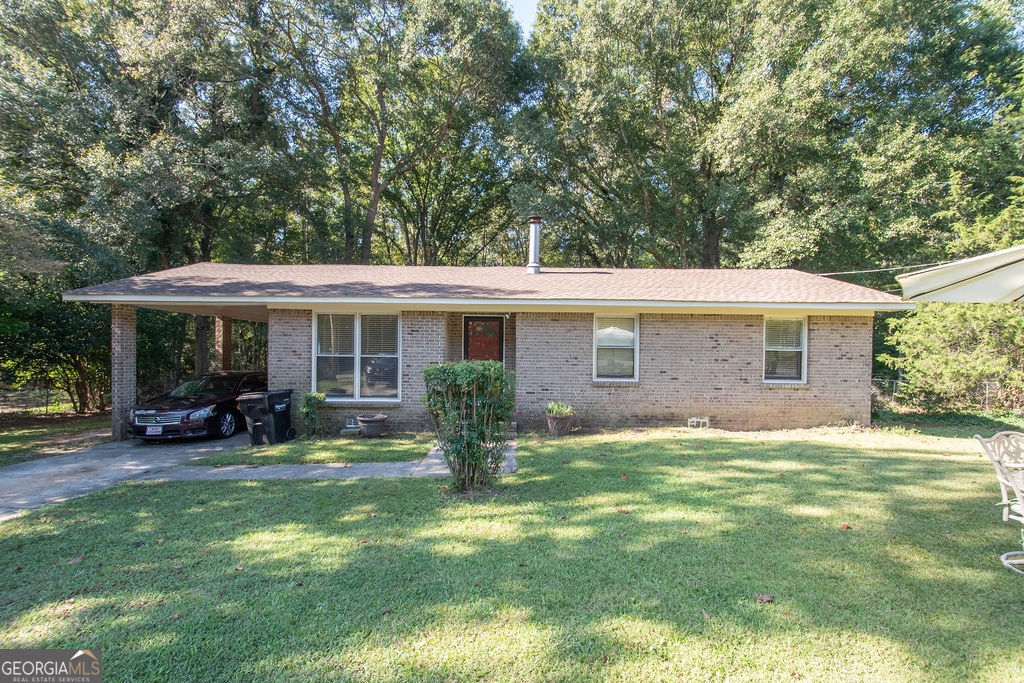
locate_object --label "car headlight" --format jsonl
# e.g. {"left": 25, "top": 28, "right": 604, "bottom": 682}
{"left": 188, "top": 406, "right": 214, "bottom": 421}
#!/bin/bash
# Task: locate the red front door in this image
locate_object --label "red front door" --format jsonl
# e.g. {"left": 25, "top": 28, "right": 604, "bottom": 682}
{"left": 464, "top": 317, "right": 504, "bottom": 362}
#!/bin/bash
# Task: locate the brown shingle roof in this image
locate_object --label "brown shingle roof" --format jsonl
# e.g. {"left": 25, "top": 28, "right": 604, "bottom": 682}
{"left": 64, "top": 263, "right": 905, "bottom": 306}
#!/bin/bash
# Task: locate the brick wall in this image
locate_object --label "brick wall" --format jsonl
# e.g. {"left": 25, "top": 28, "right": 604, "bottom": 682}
{"left": 445, "top": 313, "right": 461, "bottom": 362}
{"left": 394, "top": 311, "right": 447, "bottom": 428}
{"left": 505, "top": 315, "right": 517, "bottom": 372}
{"left": 269, "top": 309, "right": 872, "bottom": 433}
{"left": 513, "top": 312, "right": 873, "bottom": 430}
{"left": 110, "top": 304, "right": 137, "bottom": 440}
{"left": 271, "top": 310, "right": 446, "bottom": 432}
{"left": 267, "top": 308, "right": 312, "bottom": 427}
{"left": 213, "top": 316, "right": 232, "bottom": 371}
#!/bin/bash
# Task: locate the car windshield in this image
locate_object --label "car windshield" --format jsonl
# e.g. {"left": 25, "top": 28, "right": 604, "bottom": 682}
{"left": 167, "top": 376, "right": 239, "bottom": 397}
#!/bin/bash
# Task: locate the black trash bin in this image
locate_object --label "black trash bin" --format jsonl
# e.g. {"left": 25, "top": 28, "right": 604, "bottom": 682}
{"left": 237, "top": 392, "right": 268, "bottom": 446}
{"left": 265, "top": 390, "right": 295, "bottom": 443}
{"left": 237, "top": 390, "right": 295, "bottom": 445}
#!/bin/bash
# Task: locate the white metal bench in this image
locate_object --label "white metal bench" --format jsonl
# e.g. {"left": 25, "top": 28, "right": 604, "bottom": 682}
{"left": 975, "top": 431, "right": 1024, "bottom": 574}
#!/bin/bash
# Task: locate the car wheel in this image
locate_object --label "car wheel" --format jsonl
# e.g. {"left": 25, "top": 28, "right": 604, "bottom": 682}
{"left": 215, "top": 411, "right": 237, "bottom": 438}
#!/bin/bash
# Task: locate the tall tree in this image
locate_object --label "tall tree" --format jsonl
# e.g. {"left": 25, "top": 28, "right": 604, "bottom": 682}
{"left": 261, "top": 0, "right": 524, "bottom": 263}
{"left": 0, "top": 0, "right": 298, "bottom": 394}
{"left": 378, "top": 121, "right": 521, "bottom": 265}
{"left": 523, "top": 0, "right": 1022, "bottom": 270}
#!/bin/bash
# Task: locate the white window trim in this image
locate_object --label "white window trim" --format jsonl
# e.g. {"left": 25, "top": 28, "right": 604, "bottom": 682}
{"left": 593, "top": 314, "right": 640, "bottom": 382}
{"left": 312, "top": 312, "right": 402, "bottom": 403}
{"left": 763, "top": 316, "right": 808, "bottom": 385}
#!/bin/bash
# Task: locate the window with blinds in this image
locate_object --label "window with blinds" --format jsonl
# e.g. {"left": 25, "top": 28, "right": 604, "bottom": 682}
{"left": 359, "top": 315, "right": 398, "bottom": 398}
{"left": 764, "top": 318, "right": 806, "bottom": 382}
{"left": 595, "top": 316, "right": 638, "bottom": 380}
{"left": 315, "top": 314, "right": 399, "bottom": 399}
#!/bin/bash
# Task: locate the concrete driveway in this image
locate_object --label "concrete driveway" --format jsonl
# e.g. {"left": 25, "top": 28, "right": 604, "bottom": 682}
{"left": 0, "top": 433, "right": 249, "bottom": 522}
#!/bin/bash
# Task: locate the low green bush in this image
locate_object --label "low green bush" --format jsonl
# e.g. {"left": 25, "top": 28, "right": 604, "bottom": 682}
{"left": 882, "top": 302, "right": 1024, "bottom": 410}
{"left": 422, "top": 361, "right": 515, "bottom": 491}
{"left": 298, "top": 392, "right": 327, "bottom": 439}
{"left": 545, "top": 400, "right": 574, "bottom": 416}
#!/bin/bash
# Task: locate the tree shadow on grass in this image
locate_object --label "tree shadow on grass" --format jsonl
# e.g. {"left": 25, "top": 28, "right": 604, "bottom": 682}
{"left": 188, "top": 431, "right": 437, "bottom": 466}
{"left": 1, "top": 430, "right": 1022, "bottom": 679}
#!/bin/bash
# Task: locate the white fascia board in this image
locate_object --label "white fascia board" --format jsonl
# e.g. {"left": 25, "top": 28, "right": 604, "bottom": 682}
{"left": 61, "top": 293, "right": 915, "bottom": 313}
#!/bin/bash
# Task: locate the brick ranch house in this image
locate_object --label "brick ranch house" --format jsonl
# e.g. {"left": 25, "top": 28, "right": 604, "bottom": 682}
{"left": 64, "top": 224, "right": 912, "bottom": 439}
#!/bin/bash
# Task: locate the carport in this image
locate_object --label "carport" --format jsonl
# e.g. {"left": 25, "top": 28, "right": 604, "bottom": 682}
{"left": 64, "top": 268, "right": 271, "bottom": 440}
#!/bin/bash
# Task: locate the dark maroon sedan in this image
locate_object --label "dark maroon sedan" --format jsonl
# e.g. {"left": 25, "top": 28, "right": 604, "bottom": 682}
{"left": 130, "top": 372, "right": 266, "bottom": 440}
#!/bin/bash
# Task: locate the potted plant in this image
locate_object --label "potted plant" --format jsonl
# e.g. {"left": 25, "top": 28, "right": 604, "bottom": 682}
{"left": 545, "top": 401, "right": 574, "bottom": 436}
{"left": 357, "top": 413, "right": 389, "bottom": 438}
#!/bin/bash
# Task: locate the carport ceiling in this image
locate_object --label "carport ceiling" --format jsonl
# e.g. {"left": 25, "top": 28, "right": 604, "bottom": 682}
{"left": 136, "top": 303, "right": 268, "bottom": 322}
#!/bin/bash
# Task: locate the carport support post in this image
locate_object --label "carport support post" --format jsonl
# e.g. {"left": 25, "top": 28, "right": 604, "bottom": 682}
{"left": 111, "top": 304, "right": 137, "bottom": 441}
{"left": 214, "top": 316, "right": 232, "bottom": 371}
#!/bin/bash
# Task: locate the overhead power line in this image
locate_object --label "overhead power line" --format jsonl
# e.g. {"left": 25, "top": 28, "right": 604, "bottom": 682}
{"left": 816, "top": 261, "right": 951, "bottom": 277}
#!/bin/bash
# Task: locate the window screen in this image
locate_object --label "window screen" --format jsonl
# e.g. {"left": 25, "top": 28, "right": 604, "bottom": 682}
{"left": 359, "top": 315, "right": 398, "bottom": 398}
{"left": 595, "top": 317, "right": 637, "bottom": 379}
{"left": 361, "top": 315, "right": 398, "bottom": 355}
{"left": 764, "top": 318, "right": 805, "bottom": 382}
{"left": 318, "top": 314, "right": 354, "bottom": 355}
{"left": 316, "top": 314, "right": 398, "bottom": 398}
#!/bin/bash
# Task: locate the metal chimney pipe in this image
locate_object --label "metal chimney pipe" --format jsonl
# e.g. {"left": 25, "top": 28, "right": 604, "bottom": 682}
{"left": 526, "top": 215, "right": 542, "bottom": 274}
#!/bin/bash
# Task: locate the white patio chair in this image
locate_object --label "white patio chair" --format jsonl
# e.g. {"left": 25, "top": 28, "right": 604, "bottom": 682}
{"left": 975, "top": 431, "right": 1024, "bottom": 574}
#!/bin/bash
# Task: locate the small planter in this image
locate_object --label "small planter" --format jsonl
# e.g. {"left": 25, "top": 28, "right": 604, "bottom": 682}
{"left": 357, "top": 414, "right": 389, "bottom": 438}
{"left": 546, "top": 413, "right": 573, "bottom": 437}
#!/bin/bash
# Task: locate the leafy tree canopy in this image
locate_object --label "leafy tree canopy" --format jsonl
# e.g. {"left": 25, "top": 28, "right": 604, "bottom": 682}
{"left": 0, "top": 0, "right": 1022, "bottom": 407}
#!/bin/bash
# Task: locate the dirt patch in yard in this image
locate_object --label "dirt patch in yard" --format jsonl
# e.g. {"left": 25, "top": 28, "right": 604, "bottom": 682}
{"left": 0, "top": 413, "right": 111, "bottom": 467}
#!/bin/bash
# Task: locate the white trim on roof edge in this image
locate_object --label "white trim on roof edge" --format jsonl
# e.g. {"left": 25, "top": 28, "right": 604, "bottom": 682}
{"left": 61, "top": 293, "right": 914, "bottom": 312}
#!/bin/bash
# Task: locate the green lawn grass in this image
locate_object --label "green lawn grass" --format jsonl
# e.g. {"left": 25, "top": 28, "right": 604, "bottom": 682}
{"left": 1, "top": 425, "right": 1022, "bottom": 679}
{"left": 0, "top": 414, "right": 111, "bottom": 467}
{"left": 873, "top": 406, "right": 1024, "bottom": 439}
{"left": 187, "top": 431, "right": 436, "bottom": 466}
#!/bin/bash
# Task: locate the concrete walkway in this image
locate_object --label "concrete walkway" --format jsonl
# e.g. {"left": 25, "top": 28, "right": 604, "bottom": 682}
{"left": 0, "top": 433, "right": 518, "bottom": 522}
{"left": 142, "top": 440, "right": 518, "bottom": 482}
{"left": 0, "top": 433, "right": 250, "bottom": 522}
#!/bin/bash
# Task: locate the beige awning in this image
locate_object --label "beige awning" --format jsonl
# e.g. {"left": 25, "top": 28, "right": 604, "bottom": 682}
{"left": 897, "top": 244, "right": 1024, "bottom": 303}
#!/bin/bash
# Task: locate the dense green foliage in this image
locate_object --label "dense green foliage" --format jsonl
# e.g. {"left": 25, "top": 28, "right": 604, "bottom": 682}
{"left": 544, "top": 400, "right": 574, "bottom": 416}
{"left": 522, "top": 0, "right": 1023, "bottom": 272}
{"left": 422, "top": 360, "right": 514, "bottom": 490}
{"left": 0, "top": 0, "right": 526, "bottom": 403}
{"left": 297, "top": 391, "right": 327, "bottom": 439}
{"left": 0, "top": 0, "right": 1022, "bottom": 402}
{"left": 882, "top": 302, "right": 1024, "bottom": 409}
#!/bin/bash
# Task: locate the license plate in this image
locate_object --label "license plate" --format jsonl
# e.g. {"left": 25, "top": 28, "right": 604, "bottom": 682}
{"left": 146, "top": 426, "right": 162, "bottom": 435}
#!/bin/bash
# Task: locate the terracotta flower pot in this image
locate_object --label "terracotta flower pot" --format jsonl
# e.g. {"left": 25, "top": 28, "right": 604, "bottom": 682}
{"left": 546, "top": 413, "right": 573, "bottom": 436}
